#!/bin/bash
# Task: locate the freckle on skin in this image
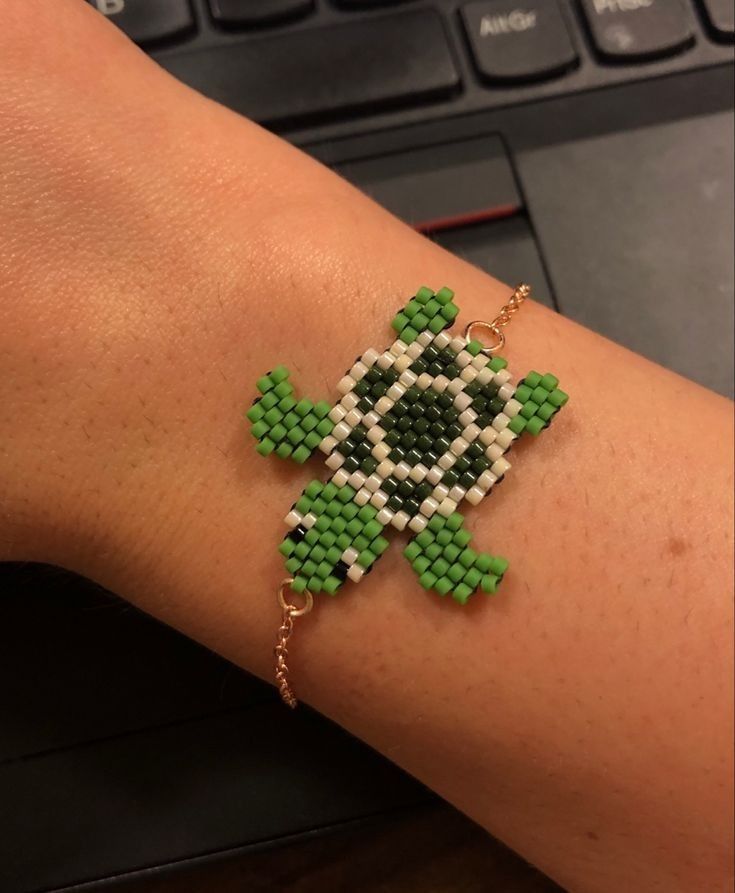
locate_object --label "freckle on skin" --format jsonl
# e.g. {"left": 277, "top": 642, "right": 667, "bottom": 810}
{"left": 667, "top": 537, "right": 688, "bottom": 557}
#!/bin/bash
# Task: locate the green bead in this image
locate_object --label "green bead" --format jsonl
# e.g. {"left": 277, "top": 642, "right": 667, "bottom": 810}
{"left": 305, "top": 481, "right": 322, "bottom": 499}
{"left": 295, "top": 495, "right": 311, "bottom": 514}
{"left": 464, "top": 568, "right": 482, "bottom": 590}
{"left": 415, "top": 286, "right": 434, "bottom": 303}
{"left": 279, "top": 538, "right": 296, "bottom": 557}
{"left": 295, "top": 398, "right": 312, "bottom": 417}
{"left": 301, "top": 414, "right": 317, "bottom": 433}
{"left": 412, "top": 311, "right": 429, "bottom": 331}
{"left": 314, "top": 400, "right": 331, "bottom": 418}
{"left": 346, "top": 518, "right": 362, "bottom": 538}
{"left": 452, "top": 584, "right": 473, "bottom": 605}
{"left": 419, "top": 571, "right": 438, "bottom": 590}
{"left": 447, "top": 513, "right": 463, "bottom": 531}
{"left": 459, "top": 548, "right": 477, "bottom": 569}
{"left": 251, "top": 420, "right": 269, "bottom": 440}
{"left": 308, "top": 575, "right": 323, "bottom": 594}
{"left": 283, "top": 410, "right": 300, "bottom": 429}
{"left": 444, "top": 543, "right": 461, "bottom": 562}
{"left": 402, "top": 325, "right": 419, "bottom": 344}
{"left": 436, "top": 529, "right": 452, "bottom": 547}
{"left": 256, "top": 375, "right": 273, "bottom": 394}
{"left": 279, "top": 395, "right": 297, "bottom": 413}
{"left": 291, "top": 575, "right": 307, "bottom": 593}
{"left": 353, "top": 534, "right": 369, "bottom": 552}
{"left": 440, "top": 303, "right": 459, "bottom": 321}
{"left": 520, "top": 400, "right": 540, "bottom": 419}
{"left": 537, "top": 402, "right": 556, "bottom": 421}
{"left": 428, "top": 315, "right": 446, "bottom": 334}
{"left": 435, "top": 286, "right": 454, "bottom": 304}
{"left": 270, "top": 365, "right": 289, "bottom": 384}
{"left": 304, "top": 528, "right": 320, "bottom": 546}
{"left": 260, "top": 391, "right": 278, "bottom": 410}
{"left": 246, "top": 402, "right": 265, "bottom": 423}
{"left": 474, "top": 553, "right": 492, "bottom": 573}
{"left": 466, "top": 340, "right": 483, "bottom": 357}
{"left": 515, "top": 384, "right": 532, "bottom": 403}
{"left": 326, "top": 545, "right": 342, "bottom": 565}
{"left": 392, "top": 312, "right": 409, "bottom": 332}
{"left": 372, "top": 536, "right": 389, "bottom": 555}
{"left": 358, "top": 504, "right": 377, "bottom": 523}
{"left": 435, "top": 576, "right": 453, "bottom": 596}
{"left": 323, "top": 576, "right": 341, "bottom": 595}
{"left": 403, "top": 300, "right": 420, "bottom": 319}
{"left": 273, "top": 381, "right": 292, "bottom": 399}
{"left": 285, "top": 557, "right": 300, "bottom": 574}
{"left": 322, "top": 482, "right": 338, "bottom": 500}
{"left": 337, "top": 485, "right": 356, "bottom": 503}
{"left": 489, "top": 556, "right": 509, "bottom": 576}
{"left": 320, "top": 530, "right": 337, "bottom": 548}
{"left": 312, "top": 497, "right": 327, "bottom": 515}
{"left": 336, "top": 532, "right": 352, "bottom": 550}
{"left": 428, "top": 515, "right": 447, "bottom": 533}
{"left": 489, "top": 356, "right": 508, "bottom": 372}
{"left": 358, "top": 549, "right": 376, "bottom": 568}
{"left": 256, "top": 438, "right": 275, "bottom": 456}
{"left": 432, "top": 557, "right": 449, "bottom": 578}
{"left": 364, "top": 519, "right": 382, "bottom": 540}
{"left": 447, "top": 563, "right": 464, "bottom": 584}
{"left": 317, "top": 561, "right": 333, "bottom": 581}
{"left": 454, "top": 529, "right": 472, "bottom": 548}
{"left": 287, "top": 425, "right": 305, "bottom": 445}
{"left": 301, "top": 559, "right": 317, "bottom": 577}
{"left": 508, "top": 415, "right": 527, "bottom": 435}
{"left": 524, "top": 370, "right": 542, "bottom": 388}
{"left": 526, "top": 416, "right": 546, "bottom": 436}
{"left": 342, "top": 502, "right": 358, "bottom": 520}
{"left": 548, "top": 388, "right": 569, "bottom": 408}
{"left": 415, "top": 530, "right": 434, "bottom": 549}
{"left": 269, "top": 422, "right": 287, "bottom": 443}
{"left": 540, "top": 372, "right": 559, "bottom": 390}
{"left": 294, "top": 541, "right": 310, "bottom": 560}
{"left": 404, "top": 542, "right": 422, "bottom": 562}
{"left": 311, "top": 544, "right": 326, "bottom": 563}
{"left": 481, "top": 574, "right": 500, "bottom": 594}
{"left": 412, "top": 556, "right": 431, "bottom": 575}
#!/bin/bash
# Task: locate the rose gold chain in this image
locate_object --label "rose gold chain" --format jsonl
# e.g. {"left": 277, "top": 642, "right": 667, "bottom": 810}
{"left": 274, "top": 578, "right": 313, "bottom": 708}
{"left": 464, "top": 283, "right": 531, "bottom": 355}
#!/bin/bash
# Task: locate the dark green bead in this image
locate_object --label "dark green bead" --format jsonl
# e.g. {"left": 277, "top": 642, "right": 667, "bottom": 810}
{"left": 343, "top": 456, "right": 360, "bottom": 473}
{"left": 354, "top": 380, "right": 370, "bottom": 397}
{"left": 398, "top": 479, "right": 415, "bottom": 497}
{"left": 429, "top": 421, "right": 445, "bottom": 438}
{"left": 442, "top": 468, "right": 459, "bottom": 488}
{"left": 404, "top": 387, "right": 421, "bottom": 404}
{"left": 365, "top": 367, "right": 381, "bottom": 383}
{"left": 425, "top": 406, "right": 442, "bottom": 423}
{"left": 443, "top": 408, "right": 459, "bottom": 424}
{"left": 434, "top": 436, "right": 451, "bottom": 454}
{"left": 445, "top": 423, "right": 462, "bottom": 440}
{"left": 414, "top": 481, "right": 433, "bottom": 501}
{"left": 397, "top": 415, "right": 412, "bottom": 433}
{"left": 361, "top": 456, "right": 378, "bottom": 475}
{"left": 357, "top": 397, "right": 374, "bottom": 413}
{"left": 389, "top": 447, "right": 406, "bottom": 463}
{"left": 387, "top": 494, "right": 403, "bottom": 512}
{"left": 371, "top": 381, "right": 388, "bottom": 398}
{"left": 382, "top": 477, "right": 398, "bottom": 495}
{"left": 466, "top": 442, "right": 483, "bottom": 460}
{"left": 416, "top": 434, "right": 433, "bottom": 453}
{"left": 354, "top": 442, "right": 371, "bottom": 460}
{"left": 445, "top": 363, "right": 460, "bottom": 379}
{"left": 410, "top": 358, "right": 428, "bottom": 375}
{"left": 392, "top": 401, "right": 408, "bottom": 417}
{"left": 464, "top": 381, "right": 481, "bottom": 398}
{"left": 421, "top": 389, "right": 437, "bottom": 406}
{"left": 352, "top": 425, "right": 367, "bottom": 442}
{"left": 459, "top": 471, "right": 477, "bottom": 489}
{"left": 381, "top": 413, "right": 397, "bottom": 431}
{"left": 454, "top": 456, "right": 471, "bottom": 473}
{"left": 384, "top": 429, "right": 401, "bottom": 447}
{"left": 337, "top": 438, "right": 354, "bottom": 457}
{"left": 403, "top": 498, "right": 420, "bottom": 516}
{"left": 414, "top": 417, "right": 429, "bottom": 435}
{"left": 406, "top": 448, "right": 422, "bottom": 465}
{"left": 472, "top": 456, "right": 490, "bottom": 474}
{"left": 428, "top": 361, "right": 443, "bottom": 377}
{"left": 409, "top": 403, "right": 423, "bottom": 419}
{"left": 401, "top": 431, "right": 417, "bottom": 449}
{"left": 437, "top": 393, "right": 453, "bottom": 409}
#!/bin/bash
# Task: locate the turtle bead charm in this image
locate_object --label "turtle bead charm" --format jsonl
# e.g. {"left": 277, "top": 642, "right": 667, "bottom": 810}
{"left": 246, "top": 286, "right": 568, "bottom": 606}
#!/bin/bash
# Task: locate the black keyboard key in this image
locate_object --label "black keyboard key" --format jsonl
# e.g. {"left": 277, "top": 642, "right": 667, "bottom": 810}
{"left": 86, "top": 0, "right": 195, "bottom": 46}
{"left": 461, "top": 0, "right": 577, "bottom": 85}
{"left": 698, "top": 0, "right": 735, "bottom": 42}
{"left": 159, "top": 11, "right": 461, "bottom": 129}
{"left": 580, "top": 0, "right": 694, "bottom": 63}
{"left": 209, "top": 0, "right": 313, "bottom": 27}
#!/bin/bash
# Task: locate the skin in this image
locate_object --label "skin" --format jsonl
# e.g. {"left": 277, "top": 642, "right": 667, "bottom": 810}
{"left": 1, "top": 3, "right": 733, "bottom": 891}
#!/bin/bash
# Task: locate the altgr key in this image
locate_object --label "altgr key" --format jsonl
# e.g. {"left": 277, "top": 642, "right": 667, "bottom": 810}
{"left": 461, "top": 0, "right": 578, "bottom": 85}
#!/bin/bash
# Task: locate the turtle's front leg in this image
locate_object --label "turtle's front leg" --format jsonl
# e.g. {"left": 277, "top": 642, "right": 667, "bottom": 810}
{"left": 246, "top": 366, "right": 335, "bottom": 464}
{"left": 404, "top": 512, "right": 508, "bottom": 605}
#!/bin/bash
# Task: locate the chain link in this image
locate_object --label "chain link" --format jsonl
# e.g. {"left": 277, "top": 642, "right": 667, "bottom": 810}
{"left": 464, "top": 283, "right": 531, "bottom": 355}
{"left": 274, "top": 578, "right": 313, "bottom": 708}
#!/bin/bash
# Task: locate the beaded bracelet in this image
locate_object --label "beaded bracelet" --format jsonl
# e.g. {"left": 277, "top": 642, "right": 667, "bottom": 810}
{"left": 245, "top": 284, "right": 568, "bottom": 707}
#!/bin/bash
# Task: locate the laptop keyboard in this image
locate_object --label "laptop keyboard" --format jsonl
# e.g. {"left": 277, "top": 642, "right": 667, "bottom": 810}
{"left": 87, "top": 0, "right": 733, "bottom": 133}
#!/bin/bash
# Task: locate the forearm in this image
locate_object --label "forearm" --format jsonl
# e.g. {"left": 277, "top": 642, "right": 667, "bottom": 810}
{"left": 1, "top": 4, "right": 732, "bottom": 892}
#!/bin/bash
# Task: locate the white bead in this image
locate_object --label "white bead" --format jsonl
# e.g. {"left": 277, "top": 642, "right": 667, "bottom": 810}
{"left": 432, "top": 483, "right": 449, "bottom": 501}
{"left": 450, "top": 337, "right": 465, "bottom": 353}
{"left": 495, "top": 369, "right": 511, "bottom": 385}
{"left": 326, "top": 450, "right": 345, "bottom": 470}
{"left": 491, "top": 457, "right": 511, "bottom": 478}
{"left": 420, "top": 496, "right": 439, "bottom": 516}
{"left": 390, "top": 339, "right": 408, "bottom": 357}
{"left": 447, "top": 378, "right": 465, "bottom": 396}
{"left": 438, "top": 497, "right": 457, "bottom": 517}
{"left": 344, "top": 408, "right": 361, "bottom": 428}
{"left": 337, "top": 375, "right": 355, "bottom": 395}
{"left": 492, "top": 413, "right": 510, "bottom": 432}
{"left": 375, "top": 396, "right": 393, "bottom": 416}
{"left": 416, "top": 372, "right": 433, "bottom": 390}
{"left": 498, "top": 383, "right": 515, "bottom": 402}
{"left": 331, "top": 469, "right": 350, "bottom": 488}
{"left": 406, "top": 342, "right": 423, "bottom": 359}
{"left": 399, "top": 369, "right": 417, "bottom": 387}
{"left": 472, "top": 354, "right": 489, "bottom": 370}
{"left": 496, "top": 428, "right": 516, "bottom": 449}
{"left": 302, "top": 512, "right": 317, "bottom": 529}
{"left": 387, "top": 383, "right": 404, "bottom": 402}
{"left": 477, "top": 470, "right": 497, "bottom": 491}
{"left": 448, "top": 485, "right": 466, "bottom": 503}
{"left": 376, "top": 507, "right": 394, "bottom": 526}
{"left": 433, "top": 331, "right": 451, "bottom": 349}
{"left": 348, "top": 470, "right": 367, "bottom": 490}
{"left": 393, "top": 354, "right": 412, "bottom": 373}
{"left": 462, "top": 423, "right": 481, "bottom": 442}
{"left": 333, "top": 421, "right": 351, "bottom": 441}
{"left": 372, "top": 442, "right": 391, "bottom": 462}
{"left": 455, "top": 350, "right": 472, "bottom": 368}
{"left": 328, "top": 405, "right": 347, "bottom": 424}
{"left": 367, "top": 425, "right": 386, "bottom": 445}
{"left": 504, "top": 398, "right": 522, "bottom": 418}
{"left": 417, "top": 330, "right": 433, "bottom": 346}
{"left": 350, "top": 361, "right": 368, "bottom": 381}
{"left": 409, "top": 463, "right": 428, "bottom": 482}
{"left": 340, "top": 392, "right": 359, "bottom": 410}
{"left": 354, "top": 487, "right": 371, "bottom": 506}
{"left": 370, "top": 490, "right": 388, "bottom": 509}
{"left": 365, "top": 473, "right": 382, "bottom": 493}
{"left": 377, "top": 351, "right": 394, "bottom": 370}
{"left": 376, "top": 458, "right": 395, "bottom": 478}
{"left": 460, "top": 366, "right": 476, "bottom": 383}
{"left": 347, "top": 563, "right": 365, "bottom": 583}
{"left": 454, "top": 392, "right": 472, "bottom": 412}
{"left": 320, "top": 434, "right": 338, "bottom": 454}
{"left": 476, "top": 367, "right": 494, "bottom": 385}
{"left": 408, "top": 513, "right": 428, "bottom": 533}
{"left": 438, "top": 452, "right": 455, "bottom": 470}
{"left": 284, "top": 510, "right": 302, "bottom": 528}
{"left": 458, "top": 408, "right": 477, "bottom": 427}
{"left": 432, "top": 374, "right": 449, "bottom": 393}
{"left": 393, "top": 461, "right": 411, "bottom": 480}
{"left": 391, "top": 510, "right": 410, "bottom": 531}
{"left": 426, "top": 465, "right": 443, "bottom": 485}
{"left": 465, "top": 486, "right": 484, "bottom": 506}
{"left": 479, "top": 426, "right": 497, "bottom": 446}
{"left": 342, "top": 546, "right": 359, "bottom": 565}
{"left": 451, "top": 437, "right": 469, "bottom": 456}
{"left": 361, "top": 347, "right": 380, "bottom": 366}
{"left": 486, "top": 443, "right": 504, "bottom": 462}
{"left": 362, "top": 410, "right": 380, "bottom": 428}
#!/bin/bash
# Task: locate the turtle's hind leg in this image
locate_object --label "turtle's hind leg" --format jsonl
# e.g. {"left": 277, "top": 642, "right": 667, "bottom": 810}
{"left": 246, "top": 366, "right": 334, "bottom": 464}
{"left": 404, "top": 512, "right": 508, "bottom": 605}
